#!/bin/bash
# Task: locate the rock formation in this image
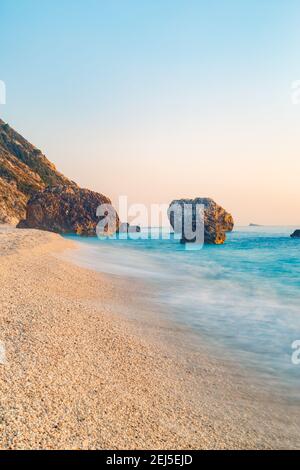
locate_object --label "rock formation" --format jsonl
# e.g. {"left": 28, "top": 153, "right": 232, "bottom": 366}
{"left": 168, "top": 197, "right": 234, "bottom": 245}
{"left": 291, "top": 230, "right": 300, "bottom": 239}
{"left": 0, "top": 177, "right": 29, "bottom": 225}
{"left": 18, "top": 185, "right": 119, "bottom": 236}
{"left": 0, "top": 119, "right": 73, "bottom": 223}
{"left": 0, "top": 119, "right": 118, "bottom": 234}
{"left": 118, "top": 222, "right": 141, "bottom": 233}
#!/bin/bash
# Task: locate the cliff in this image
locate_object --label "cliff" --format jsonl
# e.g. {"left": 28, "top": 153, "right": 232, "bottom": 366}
{"left": 0, "top": 119, "right": 118, "bottom": 234}
{"left": 18, "top": 185, "right": 118, "bottom": 236}
{"left": 0, "top": 119, "right": 74, "bottom": 223}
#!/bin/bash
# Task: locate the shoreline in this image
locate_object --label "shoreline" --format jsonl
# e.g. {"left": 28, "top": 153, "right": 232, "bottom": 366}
{"left": 60, "top": 233, "right": 300, "bottom": 405}
{"left": 0, "top": 227, "right": 300, "bottom": 449}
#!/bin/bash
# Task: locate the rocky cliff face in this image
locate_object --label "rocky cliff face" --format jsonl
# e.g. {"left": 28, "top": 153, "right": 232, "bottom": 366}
{"left": 0, "top": 119, "right": 118, "bottom": 234}
{"left": 0, "top": 119, "right": 74, "bottom": 224}
{"left": 0, "top": 120, "right": 71, "bottom": 188}
{"left": 168, "top": 197, "right": 234, "bottom": 245}
{"left": 18, "top": 185, "right": 118, "bottom": 236}
{"left": 0, "top": 176, "right": 28, "bottom": 225}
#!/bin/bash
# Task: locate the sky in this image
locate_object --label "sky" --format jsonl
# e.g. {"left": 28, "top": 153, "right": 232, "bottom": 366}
{"left": 0, "top": 0, "right": 300, "bottom": 225}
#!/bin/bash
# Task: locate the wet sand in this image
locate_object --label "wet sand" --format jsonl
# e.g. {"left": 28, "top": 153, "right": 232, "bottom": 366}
{"left": 0, "top": 226, "right": 299, "bottom": 449}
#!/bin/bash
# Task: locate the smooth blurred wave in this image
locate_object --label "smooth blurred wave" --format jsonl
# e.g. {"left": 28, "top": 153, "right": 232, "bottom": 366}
{"left": 64, "top": 226, "right": 300, "bottom": 398}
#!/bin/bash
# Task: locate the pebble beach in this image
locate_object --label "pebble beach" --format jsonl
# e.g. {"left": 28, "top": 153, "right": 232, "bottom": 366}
{"left": 0, "top": 227, "right": 299, "bottom": 450}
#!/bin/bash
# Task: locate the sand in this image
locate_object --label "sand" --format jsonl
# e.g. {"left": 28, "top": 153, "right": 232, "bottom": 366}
{"left": 0, "top": 226, "right": 299, "bottom": 450}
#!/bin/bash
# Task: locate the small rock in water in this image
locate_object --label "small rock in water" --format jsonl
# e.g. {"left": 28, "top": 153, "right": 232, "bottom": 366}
{"left": 291, "top": 229, "right": 300, "bottom": 239}
{"left": 118, "top": 222, "right": 141, "bottom": 233}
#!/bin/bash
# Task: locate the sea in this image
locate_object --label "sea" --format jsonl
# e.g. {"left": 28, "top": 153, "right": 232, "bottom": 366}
{"left": 64, "top": 226, "right": 300, "bottom": 401}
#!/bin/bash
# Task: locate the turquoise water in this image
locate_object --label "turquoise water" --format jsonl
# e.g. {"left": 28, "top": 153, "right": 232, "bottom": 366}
{"left": 64, "top": 226, "right": 300, "bottom": 398}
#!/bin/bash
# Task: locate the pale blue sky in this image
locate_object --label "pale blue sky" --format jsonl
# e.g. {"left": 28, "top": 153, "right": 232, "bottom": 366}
{"left": 1, "top": 0, "right": 300, "bottom": 224}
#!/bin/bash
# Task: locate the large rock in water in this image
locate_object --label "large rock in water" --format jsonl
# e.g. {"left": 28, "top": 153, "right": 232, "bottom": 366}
{"left": 168, "top": 197, "right": 234, "bottom": 245}
{"left": 17, "top": 185, "right": 119, "bottom": 236}
{"left": 291, "top": 230, "right": 300, "bottom": 239}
